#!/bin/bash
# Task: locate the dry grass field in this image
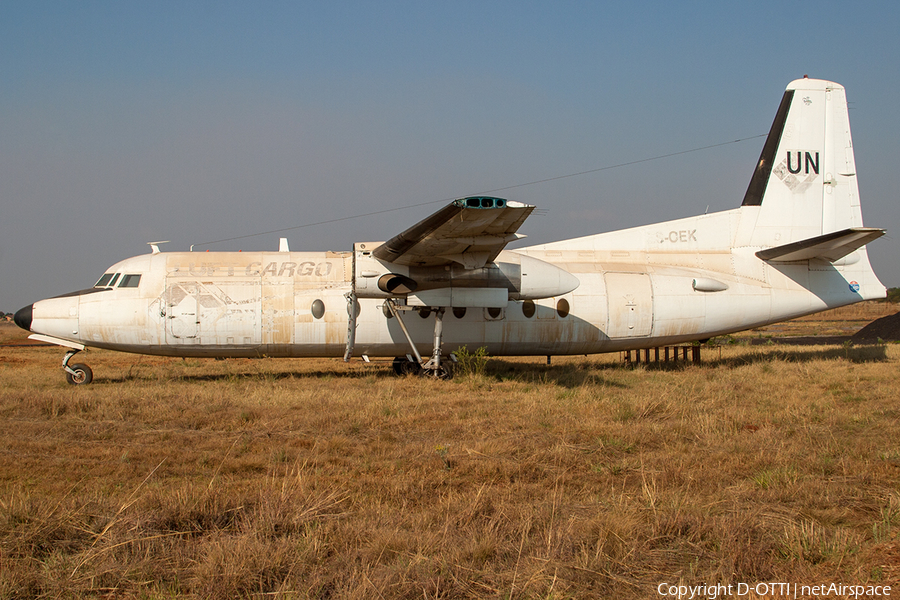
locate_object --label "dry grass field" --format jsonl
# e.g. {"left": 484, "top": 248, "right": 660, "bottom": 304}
{"left": 733, "top": 301, "right": 899, "bottom": 340}
{"left": 1, "top": 309, "right": 899, "bottom": 598}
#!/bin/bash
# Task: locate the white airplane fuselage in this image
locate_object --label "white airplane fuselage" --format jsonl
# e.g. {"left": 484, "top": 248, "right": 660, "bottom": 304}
{"left": 25, "top": 203, "right": 883, "bottom": 360}
{"left": 14, "top": 78, "right": 887, "bottom": 381}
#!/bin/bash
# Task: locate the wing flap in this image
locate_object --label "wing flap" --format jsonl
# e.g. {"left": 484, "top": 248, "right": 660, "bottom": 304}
{"left": 372, "top": 197, "right": 534, "bottom": 268}
{"left": 755, "top": 227, "right": 885, "bottom": 263}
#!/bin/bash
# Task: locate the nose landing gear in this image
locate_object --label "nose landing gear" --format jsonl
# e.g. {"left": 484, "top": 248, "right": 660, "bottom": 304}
{"left": 63, "top": 349, "right": 93, "bottom": 385}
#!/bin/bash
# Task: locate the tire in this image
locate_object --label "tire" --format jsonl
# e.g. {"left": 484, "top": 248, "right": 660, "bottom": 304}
{"left": 419, "top": 362, "right": 454, "bottom": 379}
{"left": 65, "top": 363, "right": 93, "bottom": 385}
{"left": 401, "top": 361, "right": 422, "bottom": 376}
{"left": 392, "top": 357, "right": 421, "bottom": 376}
{"left": 392, "top": 357, "right": 406, "bottom": 376}
{"left": 437, "top": 362, "right": 454, "bottom": 380}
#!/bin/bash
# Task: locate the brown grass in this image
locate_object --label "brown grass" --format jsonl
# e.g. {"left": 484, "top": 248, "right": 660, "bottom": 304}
{"left": 736, "top": 301, "right": 900, "bottom": 338}
{"left": 1, "top": 318, "right": 900, "bottom": 598}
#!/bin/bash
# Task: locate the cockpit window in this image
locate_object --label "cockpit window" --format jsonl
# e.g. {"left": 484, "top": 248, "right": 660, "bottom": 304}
{"left": 95, "top": 273, "right": 114, "bottom": 287}
{"left": 108, "top": 273, "right": 121, "bottom": 287}
{"left": 119, "top": 274, "right": 141, "bottom": 288}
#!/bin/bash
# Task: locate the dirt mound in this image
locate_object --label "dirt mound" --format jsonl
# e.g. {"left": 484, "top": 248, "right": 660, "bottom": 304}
{"left": 851, "top": 310, "right": 900, "bottom": 342}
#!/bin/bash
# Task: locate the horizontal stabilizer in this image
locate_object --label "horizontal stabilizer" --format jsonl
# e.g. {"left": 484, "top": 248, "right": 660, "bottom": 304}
{"left": 755, "top": 228, "right": 885, "bottom": 263}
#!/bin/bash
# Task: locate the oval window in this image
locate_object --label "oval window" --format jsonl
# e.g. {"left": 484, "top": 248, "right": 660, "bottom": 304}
{"left": 521, "top": 300, "right": 535, "bottom": 318}
{"left": 487, "top": 307, "right": 502, "bottom": 319}
{"left": 556, "top": 298, "right": 570, "bottom": 318}
{"left": 311, "top": 299, "right": 325, "bottom": 319}
{"left": 418, "top": 308, "right": 431, "bottom": 319}
{"left": 452, "top": 307, "right": 466, "bottom": 319}
{"left": 382, "top": 302, "right": 393, "bottom": 318}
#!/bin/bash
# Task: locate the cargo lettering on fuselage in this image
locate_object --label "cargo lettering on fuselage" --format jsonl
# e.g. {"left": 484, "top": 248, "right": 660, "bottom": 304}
{"left": 172, "top": 261, "right": 335, "bottom": 278}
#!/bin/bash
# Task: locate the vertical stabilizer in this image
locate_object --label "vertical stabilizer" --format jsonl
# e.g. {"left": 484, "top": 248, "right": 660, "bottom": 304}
{"left": 741, "top": 78, "right": 863, "bottom": 248}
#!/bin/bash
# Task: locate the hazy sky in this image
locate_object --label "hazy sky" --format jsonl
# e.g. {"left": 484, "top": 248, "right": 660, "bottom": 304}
{"left": 2, "top": 1, "right": 899, "bottom": 312}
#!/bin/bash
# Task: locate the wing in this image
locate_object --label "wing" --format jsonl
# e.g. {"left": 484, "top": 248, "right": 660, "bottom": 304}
{"left": 372, "top": 196, "right": 534, "bottom": 268}
{"left": 755, "top": 227, "right": 885, "bottom": 263}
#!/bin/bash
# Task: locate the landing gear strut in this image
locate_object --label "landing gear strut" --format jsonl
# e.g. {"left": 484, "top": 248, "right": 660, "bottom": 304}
{"left": 63, "top": 349, "right": 93, "bottom": 385}
{"left": 385, "top": 300, "right": 456, "bottom": 379}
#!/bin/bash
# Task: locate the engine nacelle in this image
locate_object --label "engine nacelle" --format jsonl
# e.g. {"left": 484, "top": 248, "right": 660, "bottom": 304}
{"left": 353, "top": 243, "right": 579, "bottom": 305}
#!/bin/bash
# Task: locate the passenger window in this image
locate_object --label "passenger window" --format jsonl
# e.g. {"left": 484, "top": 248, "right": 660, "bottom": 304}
{"left": 95, "top": 273, "right": 114, "bottom": 287}
{"left": 521, "top": 300, "right": 536, "bottom": 318}
{"left": 119, "top": 274, "right": 142, "bottom": 288}
{"left": 311, "top": 299, "right": 325, "bottom": 319}
{"left": 485, "top": 307, "right": 504, "bottom": 320}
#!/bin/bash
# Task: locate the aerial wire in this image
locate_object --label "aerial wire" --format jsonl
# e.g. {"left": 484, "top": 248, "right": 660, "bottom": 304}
{"left": 191, "top": 133, "right": 766, "bottom": 249}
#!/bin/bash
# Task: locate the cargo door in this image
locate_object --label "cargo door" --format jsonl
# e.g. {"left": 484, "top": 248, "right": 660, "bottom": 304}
{"left": 196, "top": 279, "right": 261, "bottom": 346}
{"left": 605, "top": 272, "right": 653, "bottom": 338}
{"left": 165, "top": 278, "right": 263, "bottom": 346}
{"left": 165, "top": 281, "right": 199, "bottom": 342}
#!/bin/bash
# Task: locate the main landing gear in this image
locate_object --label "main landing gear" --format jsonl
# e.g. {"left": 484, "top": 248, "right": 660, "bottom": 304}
{"left": 63, "top": 349, "right": 93, "bottom": 385}
{"left": 391, "top": 355, "right": 455, "bottom": 379}
{"left": 385, "top": 300, "right": 456, "bottom": 379}
{"left": 391, "top": 356, "right": 421, "bottom": 376}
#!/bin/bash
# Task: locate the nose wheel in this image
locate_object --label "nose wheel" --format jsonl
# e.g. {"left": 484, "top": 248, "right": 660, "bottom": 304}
{"left": 65, "top": 363, "right": 93, "bottom": 385}
{"left": 63, "top": 350, "right": 93, "bottom": 385}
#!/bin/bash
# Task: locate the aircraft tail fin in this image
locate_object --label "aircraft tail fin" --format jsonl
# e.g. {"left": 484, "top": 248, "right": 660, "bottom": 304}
{"left": 741, "top": 78, "right": 870, "bottom": 247}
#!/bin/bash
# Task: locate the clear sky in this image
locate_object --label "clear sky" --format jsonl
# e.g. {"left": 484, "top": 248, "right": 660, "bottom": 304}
{"left": 2, "top": 1, "right": 899, "bottom": 312}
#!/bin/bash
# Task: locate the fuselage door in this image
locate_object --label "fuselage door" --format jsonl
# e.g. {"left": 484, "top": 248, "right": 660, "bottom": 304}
{"left": 165, "top": 281, "right": 199, "bottom": 342}
{"left": 605, "top": 272, "right": 653, "bottom": 338}
{"left": 164, "top": 277, "right": 263, "bottom": 346}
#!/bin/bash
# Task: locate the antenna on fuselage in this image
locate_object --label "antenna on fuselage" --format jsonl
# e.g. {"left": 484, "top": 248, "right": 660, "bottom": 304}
{"left": 148, "top": 241, "right": 170, "bottom": 254}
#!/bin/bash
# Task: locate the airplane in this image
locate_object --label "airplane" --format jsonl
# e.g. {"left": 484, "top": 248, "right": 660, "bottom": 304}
{"left": 13, "top": 77, "right": 887, "bottom": 384}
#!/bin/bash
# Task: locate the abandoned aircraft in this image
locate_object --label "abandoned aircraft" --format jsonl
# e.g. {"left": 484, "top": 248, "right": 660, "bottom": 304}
{"left": 14, "top": 77, "right": 886, "bottom": 383}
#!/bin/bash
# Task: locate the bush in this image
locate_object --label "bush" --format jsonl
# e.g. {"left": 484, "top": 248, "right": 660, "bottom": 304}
{"left": 453, "top": 345, "right": 489, "bottom": 377}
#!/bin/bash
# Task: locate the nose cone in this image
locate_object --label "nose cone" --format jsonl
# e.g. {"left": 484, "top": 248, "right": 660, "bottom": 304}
{"left": 14, "top": 304, "right": 33, "bottom": 332}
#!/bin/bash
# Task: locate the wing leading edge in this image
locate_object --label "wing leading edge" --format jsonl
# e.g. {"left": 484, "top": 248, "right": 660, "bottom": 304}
{"left": 372, "top": 196, "right": 534, "bottom": 269}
